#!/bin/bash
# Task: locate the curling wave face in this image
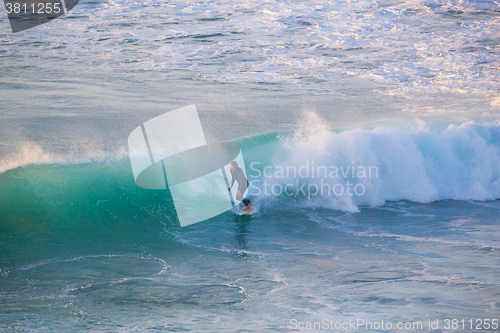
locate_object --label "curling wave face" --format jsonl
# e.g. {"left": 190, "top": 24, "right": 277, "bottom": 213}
{"left": 1, "top": 122, "right": 500, "bottom": 331}
{"left": 1, "top": 120, "right": 500, "bottom": 234}
{"left": 244, "top": 120, "right": 500, "bottom": 212}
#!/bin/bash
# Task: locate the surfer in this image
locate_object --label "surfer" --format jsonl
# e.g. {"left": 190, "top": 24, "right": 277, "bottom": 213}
{"left": 228, "top": 161, "right": 252, "bottom": 212}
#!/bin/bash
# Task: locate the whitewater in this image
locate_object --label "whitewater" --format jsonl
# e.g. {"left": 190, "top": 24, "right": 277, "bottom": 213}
{"left": 1, "top": 0, "right": 500, "bottom": 331}
{"left": 1, "top": 119, "right": 500, "bottom": 330}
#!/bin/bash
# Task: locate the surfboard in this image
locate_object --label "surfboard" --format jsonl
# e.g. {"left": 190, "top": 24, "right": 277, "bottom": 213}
{"left": 239, "top": 206, "right": 255, "bottom": 215}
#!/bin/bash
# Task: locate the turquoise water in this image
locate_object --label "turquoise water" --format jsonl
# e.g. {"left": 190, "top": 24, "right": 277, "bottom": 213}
{"left": 1, "top": 0, "right": 500, "bottom": 330}
{"left": 1, "top": 130, "right": 500, "bottom": 330}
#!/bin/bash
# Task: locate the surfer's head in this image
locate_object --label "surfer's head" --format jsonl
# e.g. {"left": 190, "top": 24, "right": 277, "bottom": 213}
{"left": 230, "top": 161, "right": 238, "bottom": 171}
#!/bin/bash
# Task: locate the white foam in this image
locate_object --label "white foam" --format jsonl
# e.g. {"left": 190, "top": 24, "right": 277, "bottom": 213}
{"left": 0, "top": 142, "right": 129, "bottom": 173}
{"left": 252, "top": 113, "right": 500, "bottom": 212}
{"left": 1, "top": 0, "right": 499, "bottom": 102}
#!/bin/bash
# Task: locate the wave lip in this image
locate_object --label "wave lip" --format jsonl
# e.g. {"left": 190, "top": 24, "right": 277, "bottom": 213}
{"left": 247, "top": 120, "right": 500, "bottom": 212}
{"left": 0, "top": 142, "right": 129, "bottom": 174}
{"left": 1, "top": 120, "right": 500, "bottom": 221}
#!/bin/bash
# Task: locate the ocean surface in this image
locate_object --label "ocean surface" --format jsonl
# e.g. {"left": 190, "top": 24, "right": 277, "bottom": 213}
{"left": 1, "top": 0, "right": 500, "bottom": 331}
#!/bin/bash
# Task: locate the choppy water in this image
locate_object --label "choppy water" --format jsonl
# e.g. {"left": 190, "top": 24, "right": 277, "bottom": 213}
{"left": 1, "top": 0, "right": 500, "bottom": 155}
{"left": 1, "top": 127, "right": 500, "bottom": 331}
{"left": 1, "top": 0, "right": 500, "bottom": 331}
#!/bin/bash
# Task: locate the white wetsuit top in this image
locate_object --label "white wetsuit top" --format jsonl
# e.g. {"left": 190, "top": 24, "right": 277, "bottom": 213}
{"left": 230, "top": 167, "right": 248, "bottom": 193}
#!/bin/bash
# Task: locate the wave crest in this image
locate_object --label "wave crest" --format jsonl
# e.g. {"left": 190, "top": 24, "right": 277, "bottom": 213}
{"left": 247, "top": 118, "right": 500, "bottom": 212}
